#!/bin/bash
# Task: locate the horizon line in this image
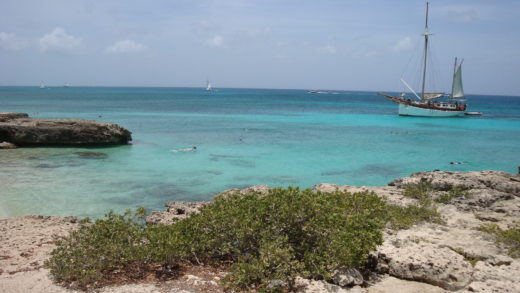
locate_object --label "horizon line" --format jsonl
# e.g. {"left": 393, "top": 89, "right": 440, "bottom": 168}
{"left": 0, "top": 84, "right": 517, "bottom": 98}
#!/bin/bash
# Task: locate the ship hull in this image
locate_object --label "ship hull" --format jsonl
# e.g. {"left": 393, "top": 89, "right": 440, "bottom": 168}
{"left": 398, "top": 103, "right": 464, "bottom": 117}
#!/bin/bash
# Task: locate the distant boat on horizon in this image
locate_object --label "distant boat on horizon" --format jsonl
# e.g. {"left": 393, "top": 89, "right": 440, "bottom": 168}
{"left": 39, "top": 80, "right": 46, "bottom": 89}
{"left": 307, "top": 90, "right": 328, "bottom": 94}
{"left": 205, "top": 80, "right": 213, "bottom": 91}
{"left": 378, "top": 2, "right": 468, "bottom": 117}
{"left": 63, "top": 83, "right": 70, "bottom": 88}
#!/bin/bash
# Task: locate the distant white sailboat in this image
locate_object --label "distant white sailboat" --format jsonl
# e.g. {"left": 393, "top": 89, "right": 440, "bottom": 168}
{"left": 39, "top": 80, "right": 46, "bottom": 89}
{"left": 205, "top": 80, "right": 213, "bottom": 91}
{"left": 63, "top": 83, "right": 69, "bottom": 88}
{"left": 378, "top": 2, "right": 468, "bottom": 117}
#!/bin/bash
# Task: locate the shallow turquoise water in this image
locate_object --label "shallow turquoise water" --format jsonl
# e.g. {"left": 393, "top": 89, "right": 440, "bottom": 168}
{"left": 1, "top": 87, "right": 519, "bottom": 218}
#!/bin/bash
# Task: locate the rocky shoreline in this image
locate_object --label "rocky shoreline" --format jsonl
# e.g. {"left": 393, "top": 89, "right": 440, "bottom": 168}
{"left": 0, "top": 112, "right": 132, "bottom": 147}
{"left": 1, "top": 170, "right": 519, "bottom": 292}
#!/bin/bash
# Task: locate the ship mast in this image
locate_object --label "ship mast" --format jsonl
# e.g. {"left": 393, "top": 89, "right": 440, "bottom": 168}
{"left": 420, "top": 2, "right": 431, "bottom": 100}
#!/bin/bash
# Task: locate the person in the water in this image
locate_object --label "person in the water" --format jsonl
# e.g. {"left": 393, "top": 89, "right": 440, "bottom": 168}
{"left": 171, "top": 146, "right": 197, "bottom": 152}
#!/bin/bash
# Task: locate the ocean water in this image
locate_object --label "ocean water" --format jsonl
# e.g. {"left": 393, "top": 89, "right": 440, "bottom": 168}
{"left": 1, "top": 86, "right": 519, "bottom": 218}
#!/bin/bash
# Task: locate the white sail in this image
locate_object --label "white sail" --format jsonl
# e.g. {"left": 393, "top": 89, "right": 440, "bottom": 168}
{"left": 206, "top": 80, "right": 212, "bottom": 91}
{"left": 452, "top": 62, "right": 464, "bottom": 98}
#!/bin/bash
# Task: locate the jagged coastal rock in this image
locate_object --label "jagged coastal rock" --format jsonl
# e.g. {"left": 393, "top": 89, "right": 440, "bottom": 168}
{"left": 146, "top": 170, "right": 520, "bottom": 292}
{"left": 1, "top": 170, "right": 519, "bottom": 292}
{"left": 0, "top": 112, "right": 132, "bottom": 146}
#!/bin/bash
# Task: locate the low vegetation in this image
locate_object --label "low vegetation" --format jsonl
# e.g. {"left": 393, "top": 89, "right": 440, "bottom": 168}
{"left": 46, "top": 187, "right": 447, "bottom": 292}
{"left": 403, "top": 180, "right": 434, "bottom": 204}
{"left": 386, "top": 203, "right": 443, "bottom": 230}
{"left": 402, "top": 180, "right": 470, "bottom": 204}
{"left": 435, "top": 186, "right": 471, "bottom": 204}
{"left": 45, "top": 208, "right": 154, "bottom": 289}
{"left": 478, "top": 222, "right": 520, "bottom": 258}
{"left": 388, "top": 180, "right": 444, "bottom": 229}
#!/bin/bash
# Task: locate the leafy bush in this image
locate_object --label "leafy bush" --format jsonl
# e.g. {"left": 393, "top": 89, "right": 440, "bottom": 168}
{"left": 45, "top": 208, "right": 151, "bottom": 290}
{"left": 386, "top": 203, "right": 443, "bottom": 230}
{"left": 403, "top": 180, "right": 433, "bottom": 204}
{"left": 389, "top": 180, "right": 445, "bottom": 229}
{"left": 164, "top": 188, "right": 389, "bottom": 291}
{"left": 47, "top": 187, "right": 447, "bottom": 292}
{"left": 478, "top": 222, "right": 520, "bottom": 258}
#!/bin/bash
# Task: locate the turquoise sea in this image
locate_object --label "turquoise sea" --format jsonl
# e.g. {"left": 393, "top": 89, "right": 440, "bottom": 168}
{"left": 1, "top": 86, "right": 519, "bottom": 218}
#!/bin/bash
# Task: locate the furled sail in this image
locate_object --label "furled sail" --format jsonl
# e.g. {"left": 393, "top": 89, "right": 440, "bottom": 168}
{"left": 422, "top": 92, "right": 445, "bottom": 100}
{"left": 452, "top": 63, "right": 464, "bottom": 98}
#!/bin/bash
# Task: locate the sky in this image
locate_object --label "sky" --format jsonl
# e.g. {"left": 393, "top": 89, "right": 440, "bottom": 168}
{"left": 0, "top": 0, "right": 519, "bottom": 95}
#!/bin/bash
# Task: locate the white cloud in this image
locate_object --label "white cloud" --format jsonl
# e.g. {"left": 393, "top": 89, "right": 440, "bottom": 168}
{"left": 0, "top": 32, "right": 25, "bottom": 50}
{"left": 392, "top": 36, "right": 412, "bottom": 52}
{"left": 39, "top": 27, "right": 82, "bottom": 53}
{"left": 317, "top": 45, "right": 337, "bottom": 54}
{"left": 205, "top": 35, "right": 224, "bottom": 47}
{"left": 105, "top": 40, "right": 147, "bottom": 54}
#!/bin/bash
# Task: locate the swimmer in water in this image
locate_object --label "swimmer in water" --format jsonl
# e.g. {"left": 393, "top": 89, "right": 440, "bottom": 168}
{"left": 172, "top": 146, "right": 197, "bottom": 152}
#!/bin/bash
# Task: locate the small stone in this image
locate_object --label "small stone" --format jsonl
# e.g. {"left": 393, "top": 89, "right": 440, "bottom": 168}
{"left": 332, "top": 268, "right": 364, "bottom": 287}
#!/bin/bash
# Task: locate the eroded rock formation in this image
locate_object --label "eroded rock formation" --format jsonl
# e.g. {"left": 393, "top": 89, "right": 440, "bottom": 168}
{"left": 0, "top": 112, "right": 132, "bottom": 146}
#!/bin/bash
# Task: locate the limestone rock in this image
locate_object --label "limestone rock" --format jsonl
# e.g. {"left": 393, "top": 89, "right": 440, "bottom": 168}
{"left": 0, "top": 113, "right": 132, "bottom": 146}
{"left": 378, "top": 241, "right": 473, "bottom": 290}
{"left": 366, "top": 276, "right": 446, "bottom": 293}
{"left": 312, "top": 183, "right": 342, "bottom": 193}
{"left": 215, "top": 184, "right": 270, "bottom": 200}
{"left": 389, "top": 170, "right": 520, "bottom": 196}
{"left": 0, "top": 112, "right": 28, "bottom": 122}
{"left": 462, "top": 259, "right": 520, "bottom": 293}
{"left": 145, "top": 201, "right": 210, "bottom": 225}
{"left": 295, "top": 277, "right": 356, "bottom": 293}
{"left": 332, "top": 268, "right": 364, "bottom": 287}
{"left": 0, "top": 141, "right": 17, "bottom": 149}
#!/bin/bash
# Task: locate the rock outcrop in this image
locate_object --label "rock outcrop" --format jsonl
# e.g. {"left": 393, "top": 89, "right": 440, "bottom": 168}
{"left": 146, "top": 170, "right": 520, "bottom": 292}
{"left": 0, "top": 112, "right": 132, "bottom": 146}
{"left": 3, "top": 170, "right": 520, "bottom": 293}
{"left": 146, "top": 201, "right": 210, "bottom": 225}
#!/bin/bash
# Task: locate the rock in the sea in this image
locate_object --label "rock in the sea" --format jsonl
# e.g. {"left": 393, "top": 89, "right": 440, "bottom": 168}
{"left": 74, "top": 151, "right": 108, "bottom": 159}
{"left": 0, "top": 112, "right": 28, "bottom": 122}
{"left": 0, "top": 112, "right": 132, "bottom": 146}
{"left": 0, "top": 141, "right": 17, "bottom": 149}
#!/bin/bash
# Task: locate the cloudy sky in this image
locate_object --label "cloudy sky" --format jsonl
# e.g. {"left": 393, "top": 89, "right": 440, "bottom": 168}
{"left": 1, "top": 0, "right": 519, "bottom": 95}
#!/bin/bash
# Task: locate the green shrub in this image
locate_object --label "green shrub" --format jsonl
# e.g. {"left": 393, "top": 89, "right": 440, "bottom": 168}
{"left": 403, "top": 180, "right": 433, "bottom": 205}
{"left": 156, "top": 188, "right": 388, "bottom": 291}
{"left": 47, "top": 187, "right": 445, "bottom": 291}
{"left": 45, "top": 208, "right": 150, "bottom": 290}
{"left": 478, "top": 222, "right": 520, "bottom": 258}
{"left": 388, "top": 180, "right": 445, "bottom": 229}
{"left": 386, "top": 203, "right": 444, "bottom": 230}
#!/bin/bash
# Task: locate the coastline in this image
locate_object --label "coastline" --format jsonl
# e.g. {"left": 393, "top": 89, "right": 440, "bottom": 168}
{"left": 1, "top": 170, "right": 519, "bottom": 292}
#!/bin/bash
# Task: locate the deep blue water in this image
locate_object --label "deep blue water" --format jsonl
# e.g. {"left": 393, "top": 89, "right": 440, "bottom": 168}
{"left": 1, "top": 86, "right": 519, "bottom": 218}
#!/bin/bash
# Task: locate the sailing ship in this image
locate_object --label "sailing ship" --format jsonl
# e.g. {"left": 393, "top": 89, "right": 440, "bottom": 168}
{"left": 379, "top": 2, "right": 467, "bottom": 117}
{"left": 205, "top": 80, "right": 213, "bottom": 91}
{"left": 39, "top": 80, "right": 46, "bottom": 89}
